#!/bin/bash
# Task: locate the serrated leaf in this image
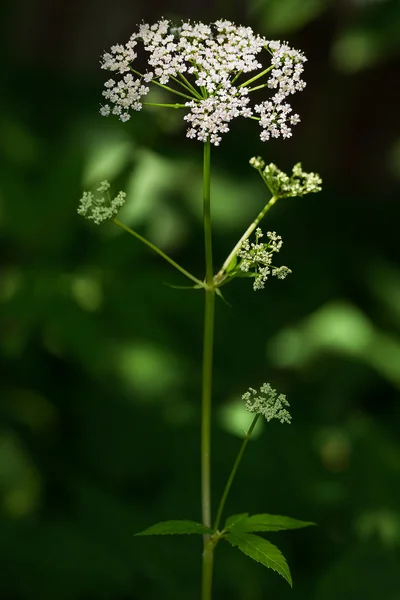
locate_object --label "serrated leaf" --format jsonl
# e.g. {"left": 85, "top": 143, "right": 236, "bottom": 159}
{"left": 135, "top": 520, "right": 212, "bottom": 536}
{"left": 224, "top": 513, "right": 249, "bottom": 531}
{"left": 229, "top": 513, "right": 315, "bottom": 533}
{"left": 225, "top": 532, "right": 292, "bottom": 586}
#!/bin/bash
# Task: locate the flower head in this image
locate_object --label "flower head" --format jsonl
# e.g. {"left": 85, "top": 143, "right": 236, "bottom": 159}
{"left": 250, "top": 159, "right": 322, "bottom": 198}
{"left": 77, "top": 181, "right": 126, "bottom": 225}
{"left": 237, "top": 228, "right": 291, "bottom": 291}
{"left": 243, "top": 383, "right": 291, "bottom": 424}
{"left": 100, "top": 19, "right": 307, "bottom": 145}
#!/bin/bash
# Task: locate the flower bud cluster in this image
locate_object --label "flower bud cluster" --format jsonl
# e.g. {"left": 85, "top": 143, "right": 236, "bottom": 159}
{"left": 99, "top": 19, "right": 307, "bottom": 145}
{"left": 242, "top": 383, "right": 291, "bottom": 424}
{"left": 250, "top": 159, "right": 322, "bottom": 197}
{"left": 77, "top": 181, "right": 126, "bottom": 225}
{"left": 237, "top": 228, "right": 291, "bottom": 291}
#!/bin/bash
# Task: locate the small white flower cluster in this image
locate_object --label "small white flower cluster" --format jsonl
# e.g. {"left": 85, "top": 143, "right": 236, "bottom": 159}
{"left": 237, "top": 228, "right": 291, "bottom": 291}
{"left": 77, "top": 181, "right": 126, "bottom": 225}
{"left": 101, "top": 75, "right": 150, "bottom": 120}
{"left": 99, "top": 19, "right": 307, "bottom": 145}
{"left": 250, "top": 158, "right": 322, "bottom": 197}
{"left": 242, "top": 383, "right": 291, "bottom": 424}
{"left": 272, "top": 266, "right": 292, "bottom": 280}
{"left": 184, "top": 88, "right": 251, "bottom": 146}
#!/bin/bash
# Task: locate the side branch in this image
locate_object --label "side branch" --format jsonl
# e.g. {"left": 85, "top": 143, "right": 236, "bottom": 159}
{"left": 214, "top": 195, "right": 278, "bottom": 284}
{"left": 113, "top": 218, "right": 204, "bottom": 288}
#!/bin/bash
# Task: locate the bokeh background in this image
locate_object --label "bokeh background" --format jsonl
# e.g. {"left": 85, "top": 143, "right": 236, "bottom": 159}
{"left": 1, "top": 0, "right": 400, "bottom": 598}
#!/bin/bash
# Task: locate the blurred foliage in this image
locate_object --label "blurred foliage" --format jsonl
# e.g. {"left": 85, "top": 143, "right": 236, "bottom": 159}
{"left": 1, "top": 0, "right": 400, "bottom": 598}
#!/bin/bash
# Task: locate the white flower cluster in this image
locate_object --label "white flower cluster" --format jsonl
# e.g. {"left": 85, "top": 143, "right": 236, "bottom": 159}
{"left": 77, "top": 181, "right": 126, "bottom": 225}
{"left": 237, "top": 228, "right": 291, "bottom": 291}
{"left": 101, "top": 76, "right": 150, "bottom": 121}
{"left": 184, "top": 88, "right": 251, "bottom": 145}
{"left": 242, "top": 383, "right": 291, "bottom": 424}
{"left": 250, "top": 158, "right": 322, "bottom": 197}
{"left": 99, "top": 19, "right": 307, "bottom": 145}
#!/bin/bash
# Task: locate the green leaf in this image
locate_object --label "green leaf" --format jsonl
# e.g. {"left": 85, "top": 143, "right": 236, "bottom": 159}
{"left": 135, "top": 520, "right": 212, "bottom": 536}
{"left": 228, "top": 513, "right": 315, "bottom": 533}
{"left": 224, "top": 513, "right": 249, "bottom": 531}
{"left": 225, "top": 532, "right": 292, "bottom": 587}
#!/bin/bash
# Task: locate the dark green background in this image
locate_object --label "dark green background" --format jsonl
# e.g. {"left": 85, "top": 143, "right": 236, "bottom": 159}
{"left": 1, "top": 0, "right": 400, "bottom": 598}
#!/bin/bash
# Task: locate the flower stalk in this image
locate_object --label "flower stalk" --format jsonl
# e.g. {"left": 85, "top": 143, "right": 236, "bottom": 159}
{"left": 201, "top": 140, "right": 215, "bottom": 598}
{"left": 213, "top": 414, "right": 260, "bottom": 533}
{"left": 214, "top": 195, "right": 278, "bottom": 285}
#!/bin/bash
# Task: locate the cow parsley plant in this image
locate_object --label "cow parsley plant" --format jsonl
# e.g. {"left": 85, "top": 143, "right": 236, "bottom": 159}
{"left": 78, "top": 18, "right": 322, "bottom": 600}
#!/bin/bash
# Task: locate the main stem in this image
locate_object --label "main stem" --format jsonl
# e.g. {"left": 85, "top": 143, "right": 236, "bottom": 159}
{"left": 201, "top": 140, "right": 215, "bottom": 600}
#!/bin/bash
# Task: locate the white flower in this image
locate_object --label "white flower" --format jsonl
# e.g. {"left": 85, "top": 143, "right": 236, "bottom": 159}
{"left": 242, "top": 383, "right": 291, "bottom": 424}
{"left": 77, "top": 180, "right": 126, "bottom": 225}
{"left": 251, "top": 161, "right": 322, "bottom": 197}
{"left": 99, "top": 19, "right": 307, "bottom": 145}
{"left": 237, "top": 228, "right": 291, "bottom": 291}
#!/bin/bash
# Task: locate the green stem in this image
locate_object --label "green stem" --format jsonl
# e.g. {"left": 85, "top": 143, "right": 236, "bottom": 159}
{"left": 112, "top": 219, "right": 204, "bottom": 288}
{"left": 169, "top": 74, "right": 199, "bottom": 97}
{"left": 214, "top": 195, "right": 278, "bottom": 284}
{"left": 238, "top": 65, "right": 273, "bottom": 89}
{"left": 202, "top": 540, "right": 214, "bottom": 600}
{"left": 203, "top": 141, "right": 213, "bottom": 284}
{"left": 130, "top": 68, "right": 196, "bottom": 101}
{"left": 201, "top": 291, "right": 215, "bottom": 529}
{"left": 213, "top": 414, "right": 260, "bottom": 532}
{"left": 177, "top": 72, "right": 203, "bottom": 99}
{"left": 231, "top": 70, "right": 243, "bottom": 85}
{"left": 247, "top": 82, "right": 270, "bottom": 93}
{"left": 201, "top": 139, "right": 215, "bottom": 600}
{"left": 143, "top": 102, "right": 186, "bottom": 108}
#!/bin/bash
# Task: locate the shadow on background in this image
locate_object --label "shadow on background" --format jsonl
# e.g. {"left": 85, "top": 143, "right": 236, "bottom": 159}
{"left": 1, "top": 0, "right": 400, "bottom": 598}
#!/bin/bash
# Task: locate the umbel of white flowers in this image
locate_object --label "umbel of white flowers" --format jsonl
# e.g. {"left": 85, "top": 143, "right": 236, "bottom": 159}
{"left": 243, "top": 383, "right": 291, "bottom": 424}
{"left": 77, "top": 181, "right": 126, "bottom": 225}
{"left": 99, "top": 19, "right": 307, "bottom": 146}
{"left": 237, "top": 228, "right": 292, "bottom": 291}
{"left": 250, "top": 157, "right": 322, "bottom": 197}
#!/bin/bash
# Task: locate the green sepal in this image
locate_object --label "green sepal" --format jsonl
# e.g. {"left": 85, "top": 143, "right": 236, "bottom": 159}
{"left": 135, "top": 520, "right": 212, "bottom": 536}
{"left": 227, "top": 513, "right": 315, "bottom": 533}
{"left": 225, "top": 532, "right": 292, "bottom": 587}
